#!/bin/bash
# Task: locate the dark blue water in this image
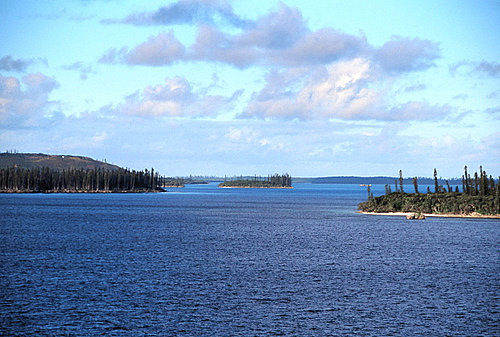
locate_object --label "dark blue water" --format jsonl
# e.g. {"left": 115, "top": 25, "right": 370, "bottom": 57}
{"left": 1, "top": 183, "right": 498, "bottom": 336}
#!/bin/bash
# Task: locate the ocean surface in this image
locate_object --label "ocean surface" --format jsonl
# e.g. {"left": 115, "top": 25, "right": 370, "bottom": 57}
{"left": 0, "top": 183, "right": 498, "bottom": 336}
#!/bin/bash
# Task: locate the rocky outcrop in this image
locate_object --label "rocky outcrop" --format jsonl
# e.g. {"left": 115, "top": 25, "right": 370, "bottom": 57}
{"left": 406, "top": 213, "right": 426, "bottom": 220}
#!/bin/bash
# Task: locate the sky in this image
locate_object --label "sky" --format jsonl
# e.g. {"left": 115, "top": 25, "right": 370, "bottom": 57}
{"left": 1, "top": 0, "right": 499, "bottom": 178}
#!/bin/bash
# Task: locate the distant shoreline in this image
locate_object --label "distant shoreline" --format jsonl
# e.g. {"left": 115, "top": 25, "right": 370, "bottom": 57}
{"left": 358, "top": 211, "right": 500, "bottom": 219}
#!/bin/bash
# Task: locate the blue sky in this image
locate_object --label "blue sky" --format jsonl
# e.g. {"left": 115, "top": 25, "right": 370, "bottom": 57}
{"left": 1, "top": 0, "right": 499, "bottom": 178}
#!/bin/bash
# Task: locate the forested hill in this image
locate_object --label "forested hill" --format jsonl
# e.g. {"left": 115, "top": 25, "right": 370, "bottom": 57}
{"left": 0, "top": 153, "right": 121, "bottom": 171}
{"left": 0, "top": 153, "right": 167, "bottom": 193}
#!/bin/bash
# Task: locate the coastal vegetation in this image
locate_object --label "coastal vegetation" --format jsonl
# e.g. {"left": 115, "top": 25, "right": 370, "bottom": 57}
{"left": 0, "top": 166, "right": 167, "bottom": 193}
{"left": 0, "top": 153, "right": 174, "bottom": 193}
{"left": 219, "top": 173, "right": 292, "bottom": 188}
{"left": 358, "top": 166, "right": 500, "bottom": 216}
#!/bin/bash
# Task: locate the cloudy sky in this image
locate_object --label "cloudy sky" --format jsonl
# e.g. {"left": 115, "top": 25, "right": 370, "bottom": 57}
{"left": 1, "top": 0, "right": 499, "bottom": 177}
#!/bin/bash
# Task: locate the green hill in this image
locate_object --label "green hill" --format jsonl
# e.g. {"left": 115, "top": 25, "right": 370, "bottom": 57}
{"left": 0, "top": 153, "right": 167, "bottom": 193}
{"left": 0, "top": 153, "right": 121, "bottom": 171}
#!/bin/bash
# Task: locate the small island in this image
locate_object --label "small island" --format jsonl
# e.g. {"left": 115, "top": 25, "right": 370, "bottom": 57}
{"left": 358, "top": 166, "right": 500, "bottom": 219}
{"left": 161, "top": 177, "right": 185, "bottom": 188}
{"left": 219, "top": 173, "right": 292, "bottom": 188}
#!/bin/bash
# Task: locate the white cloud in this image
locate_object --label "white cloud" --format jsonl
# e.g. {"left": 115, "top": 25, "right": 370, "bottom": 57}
{"left": 126, "top": 31, "right": 185, "bottom": 66}
{"left": 375, "top": 36, "right": 440, "bottom": 73}
{"left": 0, "top": 73, "right": 59, "bottom": 128}
{"left": 100, "top": 32, "right": 185, "bottom": 66}
{"left": 108, "top": 76, "right": 239, "bottom": 117}
{"left": 101, "top": 3, "right": 437, "bottom": 73}
{"left": 94, "top": 2, "right": 453, "bottom": 125}
{"left": 242, "top": 58, "right": 382, "bottom": 120}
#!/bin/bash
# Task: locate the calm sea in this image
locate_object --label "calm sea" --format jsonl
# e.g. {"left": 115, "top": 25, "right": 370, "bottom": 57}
{"left": 1, "top": 183, "right": 498, "bottom": 336}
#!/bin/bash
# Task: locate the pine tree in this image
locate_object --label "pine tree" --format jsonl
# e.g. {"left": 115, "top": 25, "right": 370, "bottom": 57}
{"left": 367, "top": 185, "right": 373, "bottom": 201}
{"left": 413, "top": 177, "right": 419, "bottom": 194}
{"left": 474, "top": 172, "right": 479, "bottom": 196}
{"left": 399, "top": 170, "right": 404, "bottom": 193}
{"left": 464, "top": 166, "right": 469, "bottom": 195}
{"left": 434, "top": 168, "right": 439, "bottom": 193}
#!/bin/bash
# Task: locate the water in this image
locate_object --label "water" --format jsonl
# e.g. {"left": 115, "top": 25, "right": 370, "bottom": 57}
{"left": 1, "top": 183, "right": 498, "bottom": 336}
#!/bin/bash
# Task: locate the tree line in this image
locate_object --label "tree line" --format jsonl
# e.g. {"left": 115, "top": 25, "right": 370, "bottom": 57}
{"left": 461, "top": 165, "right": 497, "bottom": 196}
{"left": 220, "top": 173, "right": 292, "bottom": 188}
{"left": 0, "top": 166, "right": 169, "bottom": 192}
{"left": 384, "top": 166, "right": 498, "bottom": 196}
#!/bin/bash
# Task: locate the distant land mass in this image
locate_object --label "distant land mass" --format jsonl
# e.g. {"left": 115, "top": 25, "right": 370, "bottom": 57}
{"left": 294, "top": 176, "right": 462, "bottom": 185}
{"left": 0, "top": 153, "right": 121, "bottom": 171}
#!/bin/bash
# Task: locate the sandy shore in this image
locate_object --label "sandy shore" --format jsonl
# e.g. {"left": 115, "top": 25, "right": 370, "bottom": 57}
{"left": 358, "top": 211, "right": 500, "bottom": 219}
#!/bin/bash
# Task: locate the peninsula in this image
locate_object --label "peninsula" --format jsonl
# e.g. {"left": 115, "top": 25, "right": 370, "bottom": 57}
{"left": 0, "top": 152, "right": 169, "bottom": 193}
{"left": 358, "top": 167, "right": 499, "bottom": 218}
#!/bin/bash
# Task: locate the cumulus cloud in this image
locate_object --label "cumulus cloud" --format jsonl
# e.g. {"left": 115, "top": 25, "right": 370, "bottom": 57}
{"left": 188, "top": 4, "right": 368, "bottom": 68}
{"left": 97, "top": 2, "right": 449, "bottom": 122}
{"left": 241, "top": 58, "right": 456, "bottom": 122}
{"left": 0, "top": 55, "right": 34, "bottom": 72}
{"left": 100, "top": 3, "right": 369, "bottom": 68}
{"left": 236, "top": 3, "right": 306, "bottom": 49}
{"left": 0, "top": 73, "right": 59, "bottom": 128}
{"left": 242, "top": 58, "right": 382, "bottom": 120}
{"left": 105, "top": 0, "right": 251, "bottom": 28}
{"left": 109, "top": 76, "right": 241, "bottom": 117}
{"left": 375, "top": 36, "right": 440, "bottom": 73}
{"left": 275, "top": 28, "right": 367, "bottom": 66}
{"left": 190, "top": 25, "right": 260, "bottom": 67}
{"left": 102, "top": 3, "right": 440, "bottom": 72}
{"left": 100, "top": 31, "right": 185, "bottom": 66}
{"left": 126, "top": 31, "right": 185, "bottom": 66}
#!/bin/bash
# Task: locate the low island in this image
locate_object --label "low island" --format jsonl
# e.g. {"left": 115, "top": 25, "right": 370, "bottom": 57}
{"left": 358, "top": 167, "right": 500, "bottom": 219}
{"left": 219, "top": 173, "right": 292, "bottom": 188}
